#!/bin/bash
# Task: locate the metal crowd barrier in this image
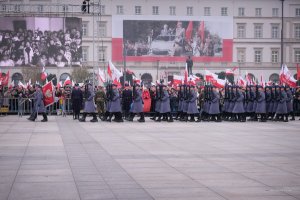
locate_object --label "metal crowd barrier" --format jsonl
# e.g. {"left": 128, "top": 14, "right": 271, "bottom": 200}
{"left": 0, "top": 98, "right": 73, "bottom": 116}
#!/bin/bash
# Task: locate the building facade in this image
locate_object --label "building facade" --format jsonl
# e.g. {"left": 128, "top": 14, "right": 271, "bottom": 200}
{"left": 0, "top": 0, "right": 299, "bottom": 85}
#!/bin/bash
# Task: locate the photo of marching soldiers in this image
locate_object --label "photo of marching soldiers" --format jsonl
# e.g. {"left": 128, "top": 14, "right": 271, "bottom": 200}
{"left": 0, "top": 61, "right": 300, "bottom": 123}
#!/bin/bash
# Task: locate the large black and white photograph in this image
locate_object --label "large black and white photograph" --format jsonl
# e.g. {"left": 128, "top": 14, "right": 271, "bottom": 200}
{"left": 0, "top": 17, "right": 82, "bottom": 67}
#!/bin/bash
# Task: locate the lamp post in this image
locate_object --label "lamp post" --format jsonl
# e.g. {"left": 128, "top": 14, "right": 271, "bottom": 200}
{"left": 123, "top": 41, "right": 127, "bottom": 85}
{"left": 280, "top": 0, "right": 284, "bottom": 68}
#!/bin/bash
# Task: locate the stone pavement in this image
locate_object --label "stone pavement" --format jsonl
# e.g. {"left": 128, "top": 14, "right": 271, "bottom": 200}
{"left": 0, "top": 115, "right": 300, "bottom": 200}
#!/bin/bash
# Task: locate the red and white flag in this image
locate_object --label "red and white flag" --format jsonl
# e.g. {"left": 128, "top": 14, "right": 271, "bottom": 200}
{"left": 63, "top": 76, "right": 71, "bottom": 86}
{"left": 107, "top": 60, "right": 122, "bottom": 81}
{"left": 42, "top": 81, "right": 55, "bottom": 107}
{"left": 260, "top": 75, "right": 266, "bottom": 88}
{"left": 57, "top": 81, "right": 62, "bottom": 88}
{"left": 1, "top": 70, "right": 9, "bottom": 86}
{"left": 237, "top": 76, "right": 247, "bottom": 87}
{"left": 98, "top": 68, "right": 106, "bottom": 83}
{"left": 185, "top": 21, "right": 193, "bottom": 43}
{"left": 184, "top": 63, "right": 188, "bottom": 84}
{"left": 9, "top": 80, "right": 14, "bottom": 90}
{"left": 198, "top": 21, "right": 205, "bottom": 42}
{"left": 26, "top": 79, "right": 32, "bottom": 88}
{"left": 40, "top": 66, "right": 47, "bottom": 81}
{"left": 18, "top": 81, "right": 25, "bottom": 88}
{"left": 173, "top": 74, "right": 184, "bottom": 86}
{"left": 204, "top": 69, "right": 226, "bottom": 88}
{"left": 126, "top": 68, "right": 134, "bottom": 75}
{"left": 133, "top": 75, "right": 141, "bottom": 84}
{"left": 225, "top": 67, "right": 238, "bottom": 75}
{"left": 280, "top": 64, "right": 297, "bottom": 88}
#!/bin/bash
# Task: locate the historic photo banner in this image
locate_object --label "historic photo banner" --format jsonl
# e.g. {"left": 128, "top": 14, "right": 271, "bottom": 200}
{"left": 112, "top": 15, "right": 233, "bottom": 62}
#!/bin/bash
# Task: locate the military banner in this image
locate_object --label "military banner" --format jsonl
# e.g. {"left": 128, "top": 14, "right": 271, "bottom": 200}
{"left": 42, "top": 81, "right": 55, "bottom": 107}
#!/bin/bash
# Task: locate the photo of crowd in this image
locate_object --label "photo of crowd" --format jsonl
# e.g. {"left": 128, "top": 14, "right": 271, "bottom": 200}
{"left": 123, "top": 20, "right": 223, "bottom": 57}
{"left": 0, "top": 17, "right": 82, "bottom": 67}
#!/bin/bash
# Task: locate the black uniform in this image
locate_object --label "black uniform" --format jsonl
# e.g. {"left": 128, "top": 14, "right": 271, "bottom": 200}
{"left": 122, "top": 87, "right": 132, "bottom": 120}
{"left": 71, "top": 86, "right": 83, "bottom": 120}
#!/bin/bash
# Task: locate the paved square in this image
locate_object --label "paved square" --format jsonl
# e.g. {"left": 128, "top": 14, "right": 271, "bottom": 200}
{"left": 0, "top": 115, "right": 299, "bottom": 200}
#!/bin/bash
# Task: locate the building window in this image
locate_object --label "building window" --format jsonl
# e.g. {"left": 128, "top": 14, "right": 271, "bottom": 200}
{"left": 221, "top": 7, "right": 228, "bottom": 16}
{"left": 14, "top": 5, "right": 21, "bottom": 12}
{"left": 98, "top": 46, "right": 106, "bottom": 62}
{"left": 1, "top": 4, "right": 7, "bottom": 12}
{"left": 97, "top": 22, "right": 106, "bottom": 37}
{"left": 238, "top": 7, "right": 245, "bottom": 16}
{"left": 296, "top": 8, "right": 300, "bottom": 17}
{"left": 237, "top": 48, "right": 246, "bottom": 63}
{"left": 204, "top": 7, "right": 211, "bottom": 16}
{"left": 82, "top": 22, "right": 88, "bottom": 37}
{"left": 272, "top": 8, "right": 279, "bottom": 17}
{"left": 269, "top": 73, "right": 279, "bottom": 82}
{"left": 169, "top": 6, "right": 176, "bottom": 15}
{"left": 295, "top": 24, "right": 300, "bottom": 39}
{"left": 254, "top": 49, "right": 262, "bottom": 63}
{"left": 37, "top": 5, "right": 43, "bottom": 12}
{"left": 187, "top": 7, "right": 193, "bottom": 16}
{"left": 116, "top": 5, "right": 123, "bottom": 14}
{"left": 62, "top": 5, "right": 68, "bottom": 12}
{"left": 135, "top": 6, "right": 141, "bottom": 15}
{"left": 271, "top": 50, "right": 279, "bottom": 63}
{"left": 255, "top": 8, "right": 262, "bottom": 16}
{"left": 82, "top": 47, "right": 88, "bottom": 62}
{"left": 271, "top": 24, "right": 279, "bottom": 39}
{"left": 254, "top": 24, "right": 263, "bottom": 38}
{"left": 295, "top": 49, "right": 300, "bottom": 63}
{"left": 237, "top": 24, "right": 246, "bottom": 38}
{"left": 99, "top": 5, "right": 105, "bottom": 15}
{"left": 152, "top": 6, "right": 159, "bottom": 15}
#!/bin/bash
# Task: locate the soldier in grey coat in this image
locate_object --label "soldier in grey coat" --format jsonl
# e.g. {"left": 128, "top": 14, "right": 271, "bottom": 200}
{"left": 255, "top": 86, "right": 267, "bottom": 122}
{"left": 150, "top": 84, "right": 161, "bottom": 121}
{"left": 156, "top": 85, "right": 173, "bottom": 122}
{"left": 129, "top": 84, "right": 145, "bottom": 122}
{"left": 275, "top": 86, "right": 288, "bottom": 122}
{"left": 286, "top": 86, "right": 295, "bottom": 120}
{"left": 232, "top": 87, "right": 246, "bottom": 122}
{"left": 265, "top": 86, "right": 273, "bottom": 120}
{"left": 108, "top": 84, "right": 123, "bottom": 122}
{"left": 187, "top": 85, "right": 200, "bottom": 122}
{"left": 208, "top": 87, "right": 221, "bottom": 122}
{"left": 27, "top": 84, "right": 48, "bottom": 122}
{"left": 79, "top": 83, "right": 98, "bottom": 122}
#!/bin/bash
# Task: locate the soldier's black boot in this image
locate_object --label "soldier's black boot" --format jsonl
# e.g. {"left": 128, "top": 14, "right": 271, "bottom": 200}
{"left": 27, "top": 112, "right": 37, "bottom": 121}
{"left": 41, "top": 113, "right": 48, "bottom": 122}
{"left": 138, "top": 113, "right": 145, "bottom": 122}
{"left": 150, "top": 112, "right": 157, "bottom": 121}
{"left": 101, "top": 111, "right": 109, "bottom": 121}
{"left": 168, "top": 113, "right": 174, "bottom": 122}
{"left": 175, "top": 111, "right": 181, "bottom": 120}
{"left": 162, "top": 114, "right": 168, "bottom": 121}
{"left": 79, "top": 113, "right": 87, "bottom": 122}
{"left": 155, "top": 114, "right": 161, "bottom": 122}
{"left": 107, "top": 113, "right": 113, "bottom": 122}
{"left": 216, "top": 114, "right": 222, "bottom": 122}
{"left": 260, "top": 114, "right": 267, "bottom": 122}
{"left": 290, "top": 113, "right": 295, "bottom": 121}
{"left": 128, "top": 113, "right": 135, "bottom": 122}
{"left": 189, "top": 114, "right": 195, "bottom": 122}
{"left": 284, "top": 114, "right": 289, "bottom": 122}
{"left": 90, "top": 113, "right": 98, "bottom": 122}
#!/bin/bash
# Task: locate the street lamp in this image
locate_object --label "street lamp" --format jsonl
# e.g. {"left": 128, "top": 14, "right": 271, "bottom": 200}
{"left": 280, "top": 0, "right": 284, "bottom": 69}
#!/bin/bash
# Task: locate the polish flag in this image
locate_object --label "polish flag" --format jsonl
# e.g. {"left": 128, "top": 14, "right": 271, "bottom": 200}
{"left": 184, "top": 63, "right": 188, "bottom": 84}
{"left": 107, "top": 60, "right": 122, "bottom": 81}
{"left": 260, "top": 75, "right": 266, "bottom": 88}
{"left": 1, "top": 70, "right": 9, "bottom": 86}
{"left": 205, "top": 69, "right": 226, "bottom": 88}
{"left": 297, "top": 63, "right": 300, "bottom": 80}
{"left": 57, "top": 81, "right": 62, "bottom": 88}
{"left": 173, "top": 74, "right": 184, "bottom": 86}
{"left": 126, "top": 68, "right": 134, "bottom": 75}
{"left": 133, "top": 75, "right": 141, "bottom": 84}
{"left": 18, "top": 81, "right": 25, "bottom": 88}
{"left": 26, "top": 79, "right": 32, "bottom": 88}
{"left": 237, "top": 76, "right": 247, "bottom": 87}
{"left": 225, "top": 67, "right": 238, "bottom": 75}
{"left": 40, "top": 67, "right": 47, "bottom": 81}
{"left": 185, "top": 21, "right": 193, "bottom": 43}
{"left": 42, "top": 81, "right": 55, "bottom": 107}
{"left": 63, "top": 76, "right": 71, "bottom": 86}
{"left": 98, "top": 68, "right": 106, "bottom": 83}
{"left": 279, "top": 64, "right": 297, "bottom": 88}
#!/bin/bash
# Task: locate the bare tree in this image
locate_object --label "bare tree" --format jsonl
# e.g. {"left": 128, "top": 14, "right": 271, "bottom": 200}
{"left": 71, "top": 67, "right": 90, "bottom": 83}
{"left": 21, "top": 67, "right": 41, "bottom": 84}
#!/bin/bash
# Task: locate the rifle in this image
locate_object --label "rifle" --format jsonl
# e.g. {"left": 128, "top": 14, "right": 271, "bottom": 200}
{"left": 132, "top": 84, "right": 137, "bottom": 101}
{"left": 255, "top": 85, "right": 259, "bottom": 101}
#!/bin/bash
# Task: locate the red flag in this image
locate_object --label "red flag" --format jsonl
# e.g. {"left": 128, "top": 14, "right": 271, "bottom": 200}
{"left": 173, "top": 74, "right": 184, "bottom": 86}
{"left": 41, "top": 67, "right": 47, "bottom": 81}
{"left": 297, "top": 63, "right": 300, "bottom": 80}
{"left": 198, "top": 21, "right": 205, "bottom": 42}
{"left": 185, "top": 21, "right": 193, "bottom": 42}
{"left": 63, "top": 76, "right": 71, "bottom": 86}
{"left": 1, "top": 71, "right": 9, "bottom": 86}
{"left": 280, "top": 64, "right": 297, "bottom": 88}
{"left": 42, "top": 81, "right": 55, "bottom": 107}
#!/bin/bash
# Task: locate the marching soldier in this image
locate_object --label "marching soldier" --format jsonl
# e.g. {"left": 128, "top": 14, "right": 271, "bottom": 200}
{"left": 71, "top": 83, "right": 83, "bottom": 120}
{"left": 27, "top": 84, "right": 48, "bottom": 122}
{"left": 255, "top": 85, "right": 267, "bottom": 122}
{"left": 208, "top": 86, "right": 222, "bottom": 122}
{"left": 107, "top": 84, "right": 123, "bottom": 122}
{"left": 122, "top": 83, "right": 132, "bottom": 120}
{"left": 94, "top": 86, "right": 106, "bottom": 120}
{"left": 232, "top": 86, "right": 246, "bottom": 122}
{"left": 79, "top": 82, "right": 98, "bottom": 122}
{"left": 129, "top": 83, "right": 145, "bottom": 122}
{"left": 156, "top": 85, "right": 173, "bottom": 122}
{"left": 275, "top": 86, "right": 288, "bottom": 122}
{"left": 187, "top": 85, "right": 200, "bottom": 122}
{"left": 286, "top": 86, "right": 295, "bottom": 120}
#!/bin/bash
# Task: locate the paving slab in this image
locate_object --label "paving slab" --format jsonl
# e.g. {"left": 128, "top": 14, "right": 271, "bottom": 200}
{"left": 0, "top": 115, "right": 299, "bottom": 200}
